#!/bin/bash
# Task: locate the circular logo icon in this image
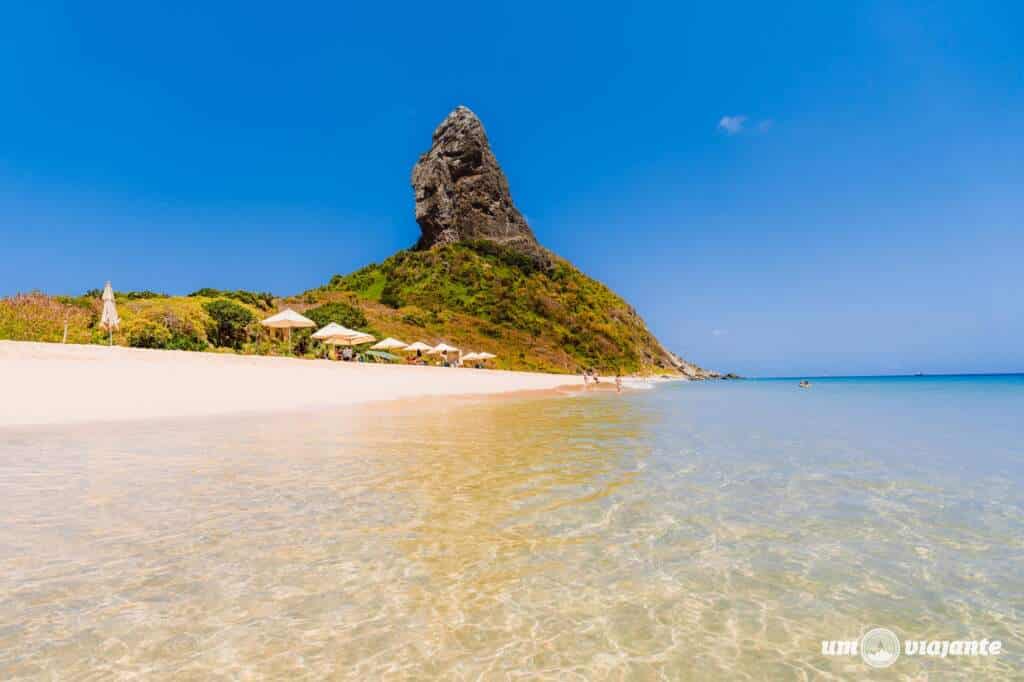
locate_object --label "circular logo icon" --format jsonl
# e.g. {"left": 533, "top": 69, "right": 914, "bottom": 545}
{"left": 861, "top": 628, "right": 900, "bottom": 668}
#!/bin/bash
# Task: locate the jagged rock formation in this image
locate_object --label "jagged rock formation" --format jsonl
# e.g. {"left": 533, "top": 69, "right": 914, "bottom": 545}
{"left": 313, "top": 105, "right": 716, "bottom": 376}
{"left": 412, "top": 106, "right": 547, "bottom": 262}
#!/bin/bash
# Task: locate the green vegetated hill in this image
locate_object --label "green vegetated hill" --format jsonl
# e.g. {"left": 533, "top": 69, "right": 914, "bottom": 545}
{"left": 306, "top": 240, "right": 694, "bottom": 374}
{"left": 1, "top": 243, "right": 705, "bottom": 375}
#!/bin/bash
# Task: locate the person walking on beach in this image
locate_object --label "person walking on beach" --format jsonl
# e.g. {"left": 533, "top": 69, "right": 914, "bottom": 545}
{"left": 615, "top": 373, "right": 622, "bottom": 393}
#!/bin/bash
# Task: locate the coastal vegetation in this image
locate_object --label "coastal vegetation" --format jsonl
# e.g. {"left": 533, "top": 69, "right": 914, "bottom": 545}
{"left": 0, "top": 247, "right": 687, "bottom": 373}
{"left": 310, "top": 241, "right": 680, "bottom": 373}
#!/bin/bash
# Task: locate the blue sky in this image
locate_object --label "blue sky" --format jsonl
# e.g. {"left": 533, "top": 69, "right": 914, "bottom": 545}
{"left": 2, "top": 2, "right": 1021, "bottom": 376}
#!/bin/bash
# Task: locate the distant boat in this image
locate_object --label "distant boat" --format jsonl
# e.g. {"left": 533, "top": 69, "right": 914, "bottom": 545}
{"left": 798, "top": 380, "right": 811, "bottom": 389}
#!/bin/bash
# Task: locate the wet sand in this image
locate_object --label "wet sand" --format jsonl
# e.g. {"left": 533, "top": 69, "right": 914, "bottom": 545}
{"left": 0, "top": 341, "right": 580, "bottom": 428}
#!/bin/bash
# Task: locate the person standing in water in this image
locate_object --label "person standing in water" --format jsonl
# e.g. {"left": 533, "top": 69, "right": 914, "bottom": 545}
{"left": 615, "top": 373, "right": 622, "bottom": 393}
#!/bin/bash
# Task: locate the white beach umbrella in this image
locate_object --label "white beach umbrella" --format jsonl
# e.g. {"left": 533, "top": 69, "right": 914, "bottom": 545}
{"left": 403, "top": 341, "right": 433, "bottom": 353}
{"left": 99, "top": 281, "right": 120, "bottom": 346}
{"left": 402, "top": 340, "right": 433, "bottom": 363}
{"left": 427, "top": 343, "right": 459, "bottom": 355}
{"left": 347, "top": 332, "right": 376, "bottom": 345}
{"left": 371, "top": 337, "right": 408, "bottom": 351}
{"left": 312, "top": 322, "right": 357, "bottom": 359}
{"left": 312, "top": 322, "right": 356, "bottom": 340}
{"left": 476, "top": 352, "right": 496, "bottom": 360}
{"left": 260, "top": 308, "right": 315, "bottom": 351}
{"left": 261, "top": 308, "right": 316, "bottom": 330}
{"left": 462, "top": 352, "right": 481, "bottom": 362}
{"left": 324, "top": 330, "right": 375, "bottom": 345}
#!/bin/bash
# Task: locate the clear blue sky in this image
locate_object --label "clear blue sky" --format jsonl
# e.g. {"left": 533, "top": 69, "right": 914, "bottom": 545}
{"left": 2, "top": 2, "right": 1021, "bottom": 376}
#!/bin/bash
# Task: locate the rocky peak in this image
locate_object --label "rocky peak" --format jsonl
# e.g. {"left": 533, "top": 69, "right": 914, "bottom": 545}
{"left": 412, "top": 106, "right": 545, "bottom": 261}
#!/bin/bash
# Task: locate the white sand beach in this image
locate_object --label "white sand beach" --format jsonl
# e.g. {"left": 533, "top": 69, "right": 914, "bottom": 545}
{"left": 0, "top": 341, "right": 580, "bottom": 428}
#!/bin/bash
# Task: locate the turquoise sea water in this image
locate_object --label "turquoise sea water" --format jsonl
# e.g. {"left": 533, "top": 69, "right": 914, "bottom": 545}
{"left": 1, "top": 375, "right": 1022, "bottom": 679}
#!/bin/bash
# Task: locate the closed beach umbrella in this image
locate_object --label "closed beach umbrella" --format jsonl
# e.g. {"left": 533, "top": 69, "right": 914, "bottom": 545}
{"left": 99, "top": 281, "right": 120, "bottom": 346}
{"left": 260, "top": 308, "right": 315, "bottom": 351}
{"left": 371, "top": 337, "right": 408, "bottom": 351}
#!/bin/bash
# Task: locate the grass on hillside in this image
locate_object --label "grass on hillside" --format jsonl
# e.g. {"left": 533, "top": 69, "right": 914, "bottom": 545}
{"left": 2, "top": 243, "right": 691, "bottom": 375}
{"left": 311, "top": 242, "right": 681, "bottom": 374}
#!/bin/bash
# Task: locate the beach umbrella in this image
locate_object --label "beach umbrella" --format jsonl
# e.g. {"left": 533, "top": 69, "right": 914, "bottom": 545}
{"left": 403, "top": 341, "right": 433, "bottom": 353}
{"left": 428, "top": 342, "right": 461, "bottom": 366}
{"left": 260, "top": 308, "right": 315, "bottom": 352}
{"left": 312, "top": 322, "right": 357, "bottom": 359}
{"left": 427, "top": 342, "right": 459, "bottom": 355}
{"left": 470, "top": 351, "right": 496, "bottom": 368}
{"left": 462, "top": 352, "right": 481, "bottom": 362}
{"left": 371, "top": 337, "right": 408, "bottom": 351}
{"left": 402, "top": 340, "right": 433, "bottom": 363}
{"left": 99, "top": 281, "right": 120, "bottom": 346}
{"left": 347, "top": 332, "right": 376, "bottom": 345}
{"left": 324, "top": 331, "right": 375, "bottom": 346}
{"left": 312, "top": 322, "right": 356, "bottom": 341}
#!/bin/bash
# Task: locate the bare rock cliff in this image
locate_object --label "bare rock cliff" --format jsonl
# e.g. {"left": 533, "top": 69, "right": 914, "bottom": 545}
{"left": 412, "top": 106, "right": 545, "bottom": 261}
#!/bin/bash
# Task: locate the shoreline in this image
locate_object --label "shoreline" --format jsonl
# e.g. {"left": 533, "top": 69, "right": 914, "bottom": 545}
{"left": 1, "top": 340, "right": 586, "bottom": 428}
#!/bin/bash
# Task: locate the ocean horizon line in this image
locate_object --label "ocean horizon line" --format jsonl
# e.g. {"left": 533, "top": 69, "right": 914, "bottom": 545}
{"left": 747, "top": 372, "right": 1024, "bottom": 381}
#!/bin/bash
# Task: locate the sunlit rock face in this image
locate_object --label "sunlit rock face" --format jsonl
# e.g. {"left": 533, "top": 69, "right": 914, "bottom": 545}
{"left": 411, "top": 106, "right": 546, "bottom": 262}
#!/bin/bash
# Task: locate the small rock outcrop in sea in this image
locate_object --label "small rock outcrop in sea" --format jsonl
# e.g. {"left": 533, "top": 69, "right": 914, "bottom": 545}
{"left": 412, "top": 106, "right": 546, "bottom": 262}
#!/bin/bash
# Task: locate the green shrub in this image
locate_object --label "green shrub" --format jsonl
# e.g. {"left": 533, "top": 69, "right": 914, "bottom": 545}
{"left": 85, "top": 289, "right": 168, "bottom": 300}
{"left": 379, "top": 281, "right": 404, "bottom": 309}
{"left": 203, "top": 299, "right": 255, "bottom": 349}
{"left": 400, "top": 306, "right": 429, "bottom": 327}
{"left": 125, "top": 319, "right": 172, "bottom": 348}
{"left": 304, "top": 301, "right": 368, "bottom": 330}
{"left": 189, "top": 288, "right": 274, "bottom": 310}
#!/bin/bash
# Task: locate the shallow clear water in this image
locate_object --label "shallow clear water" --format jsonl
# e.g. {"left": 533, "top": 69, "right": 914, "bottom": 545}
{"left": 1, "top": 377, "right": 1022, "bottom": 679}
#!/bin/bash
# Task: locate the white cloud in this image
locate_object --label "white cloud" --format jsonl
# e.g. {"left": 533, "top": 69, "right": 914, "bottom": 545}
{"left": 718, "top": 115, "right": 747, "bottom": 135}
{"left": 712, "top": 329, "right": 728, "bottom": 337}
{"left": 718, "top": 115, "right": 773, "bottom": 136}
